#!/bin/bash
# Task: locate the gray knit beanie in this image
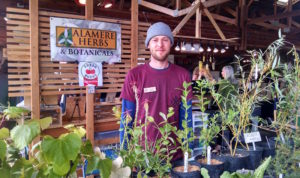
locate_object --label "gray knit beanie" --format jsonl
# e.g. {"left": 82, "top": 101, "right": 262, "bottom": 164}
{"left": 145, "top": 22, "right": 174, "bottom": 47}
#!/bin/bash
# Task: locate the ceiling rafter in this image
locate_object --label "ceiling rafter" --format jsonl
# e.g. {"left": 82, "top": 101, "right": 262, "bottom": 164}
{"left": 248, "top": 9, "right": 300, "bottom": 24}
{"left": 139, "top": 0, "right": 231, "bottom": 17}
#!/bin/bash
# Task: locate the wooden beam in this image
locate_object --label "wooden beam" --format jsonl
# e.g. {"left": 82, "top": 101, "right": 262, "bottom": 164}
{"left": 254, "top": 22, "right": 287, "bottom": 30}
{"left": 173, "top": 0, "right": 201, "bottom": 35}
{"left": 177, "top": 0, "right": 230, "bottom": 17}
{"left": 119, "top": 0, "right": 124, "bottom": 10}
{"left": 239, "top": 0, "right": 247, "bottom": 50}
{"left": 29, "top": 0, "right": 40, "bottom": 120}
{"left": 247, "top": 0, "right": 254, "bottom": 8}
{"left": 288, "top": 0, "right": 292, "bottom": 28}
{"left": 139, "top": 0, "right": 174, "bottom": 17}
{"left": 209, "top": 13, "right": 236, "bottom": 25}
{"left": 86, "top": 89, "right": 94, "bottom": 146}
{"left": 201, "top": 0, "right": 230, "bottom": 8}
{"left": 223, "top": 7, "right": 237, "bottom": 18}
{"left": 292, "top": 20, "right": 300, "bottom": 28}
{"left": 176, "top": 0, "right": 181, "bottom": 10}
{"left": 274, "top": 1, "right": 277, "bottom": 16}
{"left": 174, "top": 35, "right": 239, "bottom": 42}
{"left": 248, "top": 9, "right": 300, "bottom": 24}
{"left": 131, "top": 0, "right": 138, "bottom": 68}
{"left": 85, "top": 0, "right": 93, "bottom": 20}
{"left": 85, "top": 0, "right": 94, "bottom": 146}
{"left": 203, "top": 8, "right": 226, "bottom": 40}
{"left": 195, "top": 8, "right": 201, "bottom": 38}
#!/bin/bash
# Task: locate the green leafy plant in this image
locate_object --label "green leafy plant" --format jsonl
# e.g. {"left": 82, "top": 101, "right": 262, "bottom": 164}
{"left": 174, "top": 81, "right": 194, "bottom": 172}
{"left": 260, "top": 38, "right": 300, "bottom": 177}
{"left": 0, "top": 106, "right": 113, "bottom": 178}
{"left": 219, "top": 156, "right": 272, "bottom": 178}
{"left": 117, "top": 85, "right": 178, "bottom": 177}
{"left": 194, "top": 80, "right": 220, "bottom": 158}
{"left": 205, "top": 37, "right": 286, "bottom": 156}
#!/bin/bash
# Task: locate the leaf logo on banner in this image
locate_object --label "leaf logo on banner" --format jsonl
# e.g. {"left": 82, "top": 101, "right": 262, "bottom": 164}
{"left": 58, "top": 28, "right": 73, "bottom": 47}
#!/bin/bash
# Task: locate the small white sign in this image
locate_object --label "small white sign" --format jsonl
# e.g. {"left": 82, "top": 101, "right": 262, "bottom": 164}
{"left": 88, "top": 85, "right": 95, "bottom": 94}
{"left": 244, "top": 131, "right": 262, "bottom": 143}
{"left": 78, "top": 62, "right": 103, "bottom": 86}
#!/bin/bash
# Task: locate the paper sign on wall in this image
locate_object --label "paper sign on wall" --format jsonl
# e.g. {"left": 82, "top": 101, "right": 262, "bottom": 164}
{"left": 79, "top": 62, "right": 103, "bottom": 86}
{"left": 244, "top": 131, "right": 262, "bottom": 143}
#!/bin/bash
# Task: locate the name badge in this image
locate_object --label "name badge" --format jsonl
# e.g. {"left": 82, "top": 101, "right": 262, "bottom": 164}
{"left": 144, "top": 87, "right": 156, "bottom": 93}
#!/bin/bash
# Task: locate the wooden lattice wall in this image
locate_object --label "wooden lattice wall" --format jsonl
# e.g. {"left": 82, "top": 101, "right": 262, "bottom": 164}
{"left": 6, "top": 7, "right": 150, "bottom": 98}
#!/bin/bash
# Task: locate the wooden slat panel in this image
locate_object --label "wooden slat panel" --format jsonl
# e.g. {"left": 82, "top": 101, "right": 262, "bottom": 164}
{"left": 9, "top": 86, "right": 31, "bottom": 91}
{"left": 8, "top": 92, "right": 31, "bottom": 97}
{"left": 8, "top": 63, "right": 30, "bottom": 67}
{"left": 7, "top": 7, "right": 150, "bottom": 100}
{"left": 8, "top": 80, "right": 31, "bottom": 85}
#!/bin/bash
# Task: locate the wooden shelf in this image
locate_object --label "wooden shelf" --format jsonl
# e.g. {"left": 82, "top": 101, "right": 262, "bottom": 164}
{"left": 94, "top": 101, "right": 122, "bottom": 106}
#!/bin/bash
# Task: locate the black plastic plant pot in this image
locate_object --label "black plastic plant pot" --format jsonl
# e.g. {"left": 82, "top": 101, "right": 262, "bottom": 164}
{"left": 171, "top": 161, "right": 202, "bottom": 178}
{"left": 144, "top": 170, "right": 156, "bottom": 177}
{"left": 238, "top": 146, "right": 263, "bottom": 170}
{"left": 195, "top": 155, "right": 225, "bottom": 178}
{"left": 131, "top": 171, "right": 138, "bottom": 178}
{"left": 256, "top": 142, "right": 276, "bottom": 159}
{"left": 213, "top": 150, "right": 249, "bottom": 172}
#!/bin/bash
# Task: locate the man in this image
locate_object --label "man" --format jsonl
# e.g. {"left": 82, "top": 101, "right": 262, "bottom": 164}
{"left": 120, "top": 22, "right": 193, "bottom": 161}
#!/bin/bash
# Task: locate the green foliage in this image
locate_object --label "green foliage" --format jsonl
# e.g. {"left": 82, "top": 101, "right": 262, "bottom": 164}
{"left": 220, "top": 156, "right": 272, "bottom": 178}
{"left": 39, "top": 117, "right": 52, "bottom": 130}
{"left": 176, "top": 81, "right": 193, "bottom": 154}
{"left": 0, "top": 128, "right": 9, "bottom": 139}
{"left": 253, "top": 156, "right": 272, "bottom": 178}
{"left": 41, "top": 133, "right": 82, "bottom": 175}
{"left": 0, "top": 140, "right": 6, "bottom": 161}
{"left": 3, "top": 107, "right": 30, "bottom": 120}
{"left": 201, "top": 168, "right": 210, "bottom": 178}
{"left": 64, "top": 124, "right": 86, "bottom": 138}
{"left": 117, "top": 87, "right": 178, "bottom": 177}
{"left": 201, "top": 37, "right": 289, "bottom": 156}
{"left": 11, "top": 120, "right": 40, "bottom": 150}
{"left": 0, "top": 107, "right": 114, "bottom": 178}
{"left": 86, "top": 156, "right": 113, "bottom": 178}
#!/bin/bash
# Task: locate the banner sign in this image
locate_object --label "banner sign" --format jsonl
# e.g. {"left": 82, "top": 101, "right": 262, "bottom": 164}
{"left": 79, "top": 62, "right": 103, "bottom": 86}
{"left": 50, "top": 17, "right": 121, "bottom": 63}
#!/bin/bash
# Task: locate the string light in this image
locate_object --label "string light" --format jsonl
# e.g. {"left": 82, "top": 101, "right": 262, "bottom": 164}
{"left": 175, "top": 41, "right": 180, "bottom": 51}
{"left": 199, "top": 43, "right": 204, "bottom": 53}
{"left": 207, "top": 46, "right": 211, "bottom": 52}
{"left": 225, "top": 43, "right": 229, "bottom": 50}
{"left": 181, "top": 42, "right": 186, "bottom": 51}
{"left": 191, "top": 42, "right": 195, "bottom": 51}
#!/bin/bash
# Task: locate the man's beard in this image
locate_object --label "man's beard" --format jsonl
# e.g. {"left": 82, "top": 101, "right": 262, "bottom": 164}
{"left": 151, "top": 50, "right": 170, "bottom": 62}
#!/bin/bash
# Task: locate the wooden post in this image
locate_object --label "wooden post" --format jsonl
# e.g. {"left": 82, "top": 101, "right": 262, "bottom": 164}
{"left": 176, "top": 0, "right": 181, "bottom": 10}
{"left": 131, "top": 0, "right": 138, "bottom": 68}
{"left": 239, "top": 0, "right": 247, "bottom": 50}
{"left": 29, "top": 0, "right": 40, "bottom": 120}
{"left": 195, "top": 8, "right": 202, "bottom": 38}
{"left": 85, "top": 0, "right": 95, "bottom": 146}
{"left": 287, "top": 0, "right": 292, "bottom": 28}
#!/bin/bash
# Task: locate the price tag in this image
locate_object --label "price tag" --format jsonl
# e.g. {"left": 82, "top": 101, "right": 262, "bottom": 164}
{"left": 244, "top": 131, "right": 261, "bottom": 143}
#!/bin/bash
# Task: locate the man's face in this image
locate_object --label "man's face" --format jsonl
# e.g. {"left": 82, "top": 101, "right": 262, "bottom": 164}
{"left": 148, "top": 36, "right": 171, "bottom": 62}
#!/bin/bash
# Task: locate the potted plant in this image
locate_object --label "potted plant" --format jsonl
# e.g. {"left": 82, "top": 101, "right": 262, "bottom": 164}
{"left": 220, "top": 156, "right": 272, "bottom": 178}
{"left": 117, "top": 85, "right": 178, "bottom": 177}
{"left": 265, "top": 41, "right": 300, "bottom": 177}
{"left": 205, "top": 37, "right": 289, "bottom": 172}
{"left": 0, "top": 106, "right": 113, "bottom": 178}
{"left": 193, "top": 79, "right": 224, "bottom": 178}
{"left": 171, "top": 81, "right": 201, "bottom": 178}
